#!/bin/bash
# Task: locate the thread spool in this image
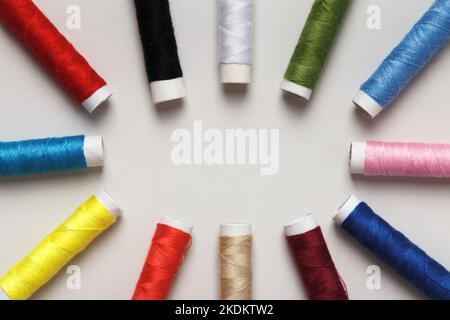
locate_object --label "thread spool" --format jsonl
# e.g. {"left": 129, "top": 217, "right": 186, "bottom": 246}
{"left": 0, "top": 135, "right": 103, "bottom": 176}
{"left": 281, "top": 0, "right": 350, "bottom": 100}
{"left": 350, "top": 140, "right": 450, "bottom": 178}
{"left": 284, "top": 214, "right": 348, "bottom": 300}
{"left": 218, "top": 0, "right": 253, "bottom": 84}
{"left": 335, "top": 195, "right": 450, "bottom": 300}
{"left": 134, "top": 0, "right": 185, "bottom": 104}
{"left": 132, "top": 216, "right": 192, "bottom": 300}
{"left": 0, "top": 0, "right": 111, "bottom": 112}
{"left": 219, "top": 223, "right": 252, "bottom": 300}
{"left": 0, "top": 190, "right": 122, "bottom": 300}
{"left": 354, "top": 0, "right": 450, "bottom": 118}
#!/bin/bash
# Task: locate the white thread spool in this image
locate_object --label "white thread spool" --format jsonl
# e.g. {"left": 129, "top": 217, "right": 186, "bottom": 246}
{"left": 349, "top": 142, "right": 367, "bottom": 174}
{"left": 353, "top": 91, "right": 383, "bottom": 118}
{"left": 82, "top": 86, "right": 113, "bottom": 113}
{"left": 334, "top": 195, "right": 361, "bottom": 226}
{"left": 150, "top": 78, "right": 186, "bottom": 104}
{"left": 160, "top": 215, "right": 193, "bottom": 235}
{"left": 284, "top": 214, "right": 317, "bottom": 237}
{"left": 219, "top": 0, "right": 253, "bottom": 84}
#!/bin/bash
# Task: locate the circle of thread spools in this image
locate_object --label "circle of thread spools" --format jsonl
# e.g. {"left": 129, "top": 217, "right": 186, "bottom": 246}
{"left": 354, "top": 0, "right": 450, "bottom": 118}
{"left": 0, "top": 190, "right": 121, "bottom": 300}
{"left": 219, "top": 0, "right": 253, "bottom": 83}
{"left": 284, "top": 214, "right": 348, "bottom": 300}
{"left": 133, "top": 0, "right": 186, "bottom": 103}
{"left": 350, "top": 140, "right": 450, "bottom": 178}
{"left": 0, "top": 135, "right": 103, "bottom": 176}
{"left": 335, "top": 195, "right": 450, "bottom": 300}
{"left": 0, "top": 0, "right": 111, "bottom": 112}
{"left": 219, "top": 223, "right": 252, "bottom": 300}
{"left": 132, "top": 216, "right": 192, "bottom": 300}
{"left": 282, "top": 0, "right": 350, "bottom": 100}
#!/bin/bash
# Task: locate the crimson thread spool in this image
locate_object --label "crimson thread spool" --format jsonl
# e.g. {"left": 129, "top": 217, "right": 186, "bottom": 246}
{"left": 0, "top": 0, "right": 111, "bottom": 113}
{"left": 284, "top": 214, "right": 348, "bottom": 300}
{"left": 350, "top": 140, "right": 450, "bottom": 178}
{"left": 132, "top": 216, "right": 192, "bottom": 300}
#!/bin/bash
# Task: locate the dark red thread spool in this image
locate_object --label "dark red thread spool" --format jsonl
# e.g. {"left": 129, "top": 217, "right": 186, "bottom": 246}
{"left": 0, "top": 0, "right": 111, "bottom": 112}
{"left": 284, "top": 214, "right": 348, "bottom": 300}
{"left": 132, "top": 216, "right": 192, "bottom": 300}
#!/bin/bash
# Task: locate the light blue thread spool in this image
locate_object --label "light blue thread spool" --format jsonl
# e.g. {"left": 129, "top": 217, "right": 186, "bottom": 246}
{"left": 354, "top": 0, "right": 450, "bottom": 118}
{"left": 0, "top": 135, "right": 103, "bottom": 176}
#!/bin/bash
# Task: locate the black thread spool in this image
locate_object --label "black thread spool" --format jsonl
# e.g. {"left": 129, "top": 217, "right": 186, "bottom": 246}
{"left": 134, "top": 0, "right": 185, "bottom": 103}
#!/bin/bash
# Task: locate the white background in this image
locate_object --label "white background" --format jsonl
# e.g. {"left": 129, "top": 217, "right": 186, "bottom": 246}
{"left": 0, "top": 0, "right": 449, "bottom": 300}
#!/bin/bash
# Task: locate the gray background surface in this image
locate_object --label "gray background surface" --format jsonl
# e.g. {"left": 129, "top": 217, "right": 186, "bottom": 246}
{"left": 0, "top": 0, "right": 448, "bottom": 300}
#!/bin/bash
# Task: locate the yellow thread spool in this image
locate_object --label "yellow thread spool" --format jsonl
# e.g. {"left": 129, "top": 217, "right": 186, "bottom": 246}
{"left": 0, "top": 190, "right": 122, "bottom": 300}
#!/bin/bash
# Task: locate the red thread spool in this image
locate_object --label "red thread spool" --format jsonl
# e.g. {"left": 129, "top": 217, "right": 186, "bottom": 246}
{"left": 284, "top": 215, "right": 348, "bottom": 300}
{"left": 0, "top": 0, "right": 111, "bottom": 112}
{"left": 132, "top": 216, "right": 192, "bottom": 300}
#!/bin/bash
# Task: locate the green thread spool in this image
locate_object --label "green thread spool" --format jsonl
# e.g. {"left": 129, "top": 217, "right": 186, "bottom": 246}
{"left": 282, "top": 0, "right": 351, "bottom": 100}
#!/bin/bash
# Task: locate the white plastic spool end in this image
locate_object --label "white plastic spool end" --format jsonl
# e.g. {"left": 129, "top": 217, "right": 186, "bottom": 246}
{"left": 150, "top": 77, "right": 186, "bottom": 103}
{"left": 160, "top": 215, "right": 193, "bottom": 235}
{"left": 220, "top": 223, "right": 252, "bottom": 236}
{"left": 349, "top": 142, "right": 367, "bottom": 174}
{"left": 220, "top": 64, "right": 252, "bottom": 84}
{"left": 334, "top": 195, "right": 361, "bottom": 226}
{"left": 353, "top": 90, "right": 383, "bottom": 118}
{"left": 284, "top": 214, "right": 318, "bottom": 236}
{"left": 281, "top": 79, "right": 312, "bottom": 100}
{"left": 0, "top": 288, "right": 10, "bottom": 300}
{"left": 82, "top": 85, "right": 113, "bottom": 113}
{"left": 84, "top": 136, "right": 104, "bottom": 167}
{"left": 96, "top": 189, "right": 123, "bottom": 218}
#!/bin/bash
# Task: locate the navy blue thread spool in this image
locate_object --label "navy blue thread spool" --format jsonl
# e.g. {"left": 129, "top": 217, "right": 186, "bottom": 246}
{"left": 335, "top": 195, "right": 450, "bottom": 299}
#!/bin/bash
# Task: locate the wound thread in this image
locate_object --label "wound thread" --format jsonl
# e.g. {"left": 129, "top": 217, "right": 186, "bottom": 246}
{"left": 282, "top": 0, "right": 350, "bottom": 99}
{"left": 335, "top": 195, "right": 450, "bottom": 300}
{"left": 0, "top": 191, "right": 121, "bottom": 300}
{"left": 219, "top": 0, "right": 253, "bottom": 83}
{"left": 350, "top": 140, "right": 450, "bottom": 178}
{"left": 132, "top": 218, "right": 192, "bottom": 300}
{"left": 0, "top": 135, "right": 103, "bottom": 176}
{"left": 355, "top": 0, "right": 450, "bottom": 118}
{"left": 219, "top": 224, "right": 252, "bottom": 300}
{"left": 285, "top": 215, "right": 348, "bottom": 300}
{"left": 0, "top": 0, "right": 111, "bottom": 112}
{"left": 134, "top": 0, "right": 185, "bottom": 103}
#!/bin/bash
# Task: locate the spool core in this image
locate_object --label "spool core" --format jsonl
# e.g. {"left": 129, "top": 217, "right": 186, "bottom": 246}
{"left": 150, "top": 78, "right": 186, "bottom": 103}
{"left": 82, "top": 86, "right": 113, "bottom": 113}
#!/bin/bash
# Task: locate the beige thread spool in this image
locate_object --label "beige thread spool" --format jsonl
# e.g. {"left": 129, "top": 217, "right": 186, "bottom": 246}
{"left": 219, "top": 223, "right": 252, "bottom": 300}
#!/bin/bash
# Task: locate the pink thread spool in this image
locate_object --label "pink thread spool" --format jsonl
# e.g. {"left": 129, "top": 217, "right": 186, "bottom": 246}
{"left": 350, "top": 140, "right": 450, "bottom": 178}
